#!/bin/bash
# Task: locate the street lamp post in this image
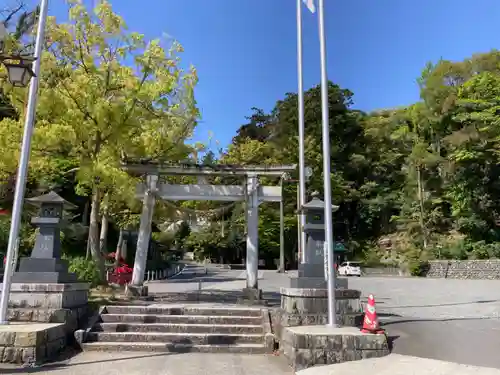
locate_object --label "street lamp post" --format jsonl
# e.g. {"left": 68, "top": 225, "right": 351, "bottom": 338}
{"left": 0, "top": 0, "right": 49, "bottom": 325}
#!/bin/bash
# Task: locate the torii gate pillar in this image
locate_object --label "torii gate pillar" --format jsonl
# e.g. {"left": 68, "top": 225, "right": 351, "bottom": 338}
{"left": 244, "top": 174, "right": 260, "bottom": 297}
{"left": 127, "top": 174, "right": 158, "bottom": 296}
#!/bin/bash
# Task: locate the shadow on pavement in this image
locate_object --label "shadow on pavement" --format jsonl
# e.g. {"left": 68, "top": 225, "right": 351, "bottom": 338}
{"left": 0, "top": 337, "right": 208, "bottom": 373}
{"left": 386, "top": 334, "right": 400, "bottom": 352}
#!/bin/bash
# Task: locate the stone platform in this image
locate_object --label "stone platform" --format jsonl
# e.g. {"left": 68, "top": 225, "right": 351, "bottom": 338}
{"left": 280, "top": 288, "right": 363, "bottom": 326}
{"left": 3, "top": 283, "right": 90, "bottom": 345}
{"left": 0, "top": 322, "right": 66, "bottom": 364}
{"left": 282, "top": 325, "right": 389, "bottom": 371}
{"left": 271, "top": 288, "right": 364, "bottom": 347}
{"left": 6, "top": 283, "right": 89, "bottom": 309}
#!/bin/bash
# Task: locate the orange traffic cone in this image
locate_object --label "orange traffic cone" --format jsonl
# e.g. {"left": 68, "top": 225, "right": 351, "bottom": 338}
{"left": 361, "top": 294, "right": 385, "bottom": 334}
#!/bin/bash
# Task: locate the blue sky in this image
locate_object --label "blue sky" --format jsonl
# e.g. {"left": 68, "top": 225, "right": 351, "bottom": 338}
{"left": 42, "top": 0, "right": 500, "bottom": 149}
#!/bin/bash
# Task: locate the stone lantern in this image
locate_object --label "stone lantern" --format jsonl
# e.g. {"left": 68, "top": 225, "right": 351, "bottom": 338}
{"left": 12, "top": 191, "right": 79, "bottom": 283}
{"left": 288, "top": 192, "right": 345, "bottom": 289}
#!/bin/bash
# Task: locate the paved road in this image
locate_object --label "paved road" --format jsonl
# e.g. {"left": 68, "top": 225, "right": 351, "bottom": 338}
{"left": 0, "top": 352, "right": 293, "bottom": 375}
{"left": 346, "top": 277, "right": 500, "bottom": 369}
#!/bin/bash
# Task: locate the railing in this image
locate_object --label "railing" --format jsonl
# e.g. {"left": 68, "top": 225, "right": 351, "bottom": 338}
{"left": 106, "top": 263, "right": 183, "bottom": 285}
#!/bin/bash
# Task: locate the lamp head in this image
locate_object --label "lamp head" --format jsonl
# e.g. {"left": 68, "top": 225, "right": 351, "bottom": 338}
{"left": 4, "top": 58, "right": 35, "bottom": 87}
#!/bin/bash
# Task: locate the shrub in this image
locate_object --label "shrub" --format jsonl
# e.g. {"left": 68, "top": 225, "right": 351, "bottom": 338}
{"left": 67, "top": 256, "right": 101, "bottom": 287}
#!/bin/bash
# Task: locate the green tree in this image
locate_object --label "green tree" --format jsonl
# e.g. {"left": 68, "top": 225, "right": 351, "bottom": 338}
{"left": 1, "top": 0, "right": 199, "bottom": 282}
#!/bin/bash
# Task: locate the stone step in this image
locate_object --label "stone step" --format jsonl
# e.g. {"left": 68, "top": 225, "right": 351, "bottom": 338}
{"left": 85, "top": 331, "right": 264, "bottom": 345}
{"left": 93, "top": 322, "right": 264, "bottom": 334}
{"left": 100, "top": 313, "right": 262, "bottom": 325}
{"left": 105, "top": 305, "right": 262, "bottom": 317}
{"left": 82, "top": 341, "right": 268, "bottom": 354}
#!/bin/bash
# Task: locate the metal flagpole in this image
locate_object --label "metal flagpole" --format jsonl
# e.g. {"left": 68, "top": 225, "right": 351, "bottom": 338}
{"left": 0, "top": 0, "right": 50, "bottom": 325}
{"left": 296, "top": 0, "right": 307, "bottom": 264}
{"left": 317, "top": 0, "right": 337, "bottom": 326}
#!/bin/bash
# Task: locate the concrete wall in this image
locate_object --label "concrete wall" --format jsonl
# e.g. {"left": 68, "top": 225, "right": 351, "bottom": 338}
{"left": 426, "top": 260, "right": 500, "bottom": 279}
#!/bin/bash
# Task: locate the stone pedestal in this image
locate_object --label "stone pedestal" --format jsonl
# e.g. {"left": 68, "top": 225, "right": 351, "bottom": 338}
{"left": 4, "top": 283, "right": 90, "bottom": 341}
{"left": 7, "top": 283, "right": 89, "bottom": 310}
{"left": 289, "top": 270, "right": 348, "bottom": 289}
{"left": 271, "top": 288, "right": 363, "bottom": 344}
{"left": 280, "top": 287, "right": 362, "bottom": 327}
{"left": 282, "top": 326, "right": 389, "bottom": 371}
{"left": 0, "top": 322, "right": 67, "bottom": 364}
{"left": 13, "top": 258, "right": 78, "bottom": 284}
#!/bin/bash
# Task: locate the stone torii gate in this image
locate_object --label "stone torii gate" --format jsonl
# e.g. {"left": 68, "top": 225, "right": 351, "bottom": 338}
{"left": 121, "top": 161, "right": 296, "bottom": 298}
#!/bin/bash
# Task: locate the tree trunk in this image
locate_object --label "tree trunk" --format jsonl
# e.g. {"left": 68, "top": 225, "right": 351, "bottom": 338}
{"left": 121, "top": 237, "right": 128, "bottom": 260}
{"left": 89, "top": 188, "right": 106, "bottom": 282}
{"left": 114, "top": 228, "right": 124, "bottom": 269}
{"left": 416, "top": 166, "right": 428, "bottom": 249}
{"left": 99, "top": 211, "right": 109, "bottom": 254}
{"left": 86, "top": 240, "right": 91, "bottom": 260}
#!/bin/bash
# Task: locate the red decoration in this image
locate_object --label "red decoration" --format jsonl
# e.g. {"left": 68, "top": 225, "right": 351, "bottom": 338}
{"left": 106, "top": 262, "right": 133, "bottom": 285}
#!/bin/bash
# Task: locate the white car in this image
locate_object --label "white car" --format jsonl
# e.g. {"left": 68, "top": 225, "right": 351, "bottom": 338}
{"left": 338, "top": 261, "right": 362, "bottom": 277}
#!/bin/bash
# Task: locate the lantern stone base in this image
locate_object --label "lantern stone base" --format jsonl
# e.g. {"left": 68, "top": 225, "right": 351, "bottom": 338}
{"left": 282, "top": 325, "right": 389, "bottom": 371}
{"left": 0, "top": 283, "right": 91, "bottom": 362}
{"left": 288, "top": 276, "right": 348, "bottom": 289}
{"left": 270, "top": 288, "right": 364, "bottom": 345}
{"left": 12, "top": 258, "right": 78, "bottom": 284}
{"left": 5, "top": 283, "right": 89, "bottom": 310}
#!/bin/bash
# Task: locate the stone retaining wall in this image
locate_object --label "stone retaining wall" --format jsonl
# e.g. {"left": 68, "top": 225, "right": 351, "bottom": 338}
{"left": 426, "top": 260, "right": 500, "bottom": 279}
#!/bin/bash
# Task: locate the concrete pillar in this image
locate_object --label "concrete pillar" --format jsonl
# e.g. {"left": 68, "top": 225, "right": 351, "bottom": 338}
{"left": 246, "top": 174, "right": 259, "bottom": 289}
{"left": 131, "top": 174, "right": 158, "bottom": 286}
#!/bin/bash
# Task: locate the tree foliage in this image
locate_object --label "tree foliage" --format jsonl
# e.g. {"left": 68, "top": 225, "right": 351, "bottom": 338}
{"left": 0, "top": 0, "right": 199, "bottom": 282}
{"left": 184, "top": 49, "right": 500, "bottom": 267}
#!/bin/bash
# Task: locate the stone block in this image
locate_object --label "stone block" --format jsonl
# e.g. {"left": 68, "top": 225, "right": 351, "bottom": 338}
{"left": 5, "top": 283, "right": 89, "bottom": 309}
{"left": 281, "top": 325, "right": 389, "bottom": 371}
{"left": 14, "top": 331, "right": 45, "bottom": 347}
{"left": 0, "top": 322, "right": 66, "bottom": 364}
{"left": 0, "top": 332, "right": 15, "bottom": 346}
{"left": 280, "top": 287, "right": 362, "bottom": 315}
{"left": 289, "top": 277, "right": 348, "bottom": 289}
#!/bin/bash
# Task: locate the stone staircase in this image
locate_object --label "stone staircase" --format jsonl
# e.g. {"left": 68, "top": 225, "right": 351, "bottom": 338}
{"left": 81, "top": 305, "right": 273, "bottom": 354}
